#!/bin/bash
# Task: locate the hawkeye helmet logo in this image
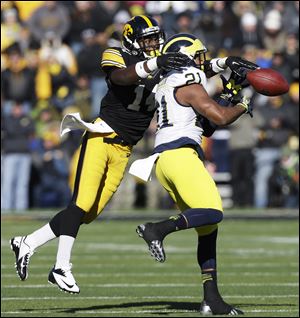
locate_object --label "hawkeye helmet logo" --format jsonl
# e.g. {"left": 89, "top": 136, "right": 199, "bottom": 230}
{"left": 123, "top": 24, "right": 133, "bottom": 37}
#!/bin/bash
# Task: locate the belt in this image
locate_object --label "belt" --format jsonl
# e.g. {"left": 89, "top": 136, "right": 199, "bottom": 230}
{"left": 103, "top": 136, "right": 131, "bottom": 146}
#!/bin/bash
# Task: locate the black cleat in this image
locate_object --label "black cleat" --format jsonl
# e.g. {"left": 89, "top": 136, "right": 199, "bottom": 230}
{"left": 200, "top": 300, "right": 244, "bottom": 315}
{"left": 136, "top": 223, "right": 166, "bottom": 262}
{"left": 10, "top": 236, "right": 34, "bottom": 281}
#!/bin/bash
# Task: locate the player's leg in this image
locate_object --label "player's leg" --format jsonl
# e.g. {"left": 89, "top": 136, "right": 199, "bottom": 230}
{"left": 80, "top": 142, "right": 131, "bottom": 224}
{"left": 10, "top": 135, "right": 90, "bottom": 282}
{"left": 48, "top": 132, "right": 120, "bottom": 293}
{"left": 48, "top": 136, "right": 131, "bottom": 293}
{"left": 137, "top": 147, "right": 223, "bottom": 262}
{"left": 197, "top": 225, "right": 243, "bottom": 315}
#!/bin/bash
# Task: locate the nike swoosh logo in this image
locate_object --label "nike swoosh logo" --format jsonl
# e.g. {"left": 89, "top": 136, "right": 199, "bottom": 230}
{"left": 53, "top": 272, "right": 75, "bottom": 289}
{"left": 62, "top": 280, "right": 75, "bottom": 289}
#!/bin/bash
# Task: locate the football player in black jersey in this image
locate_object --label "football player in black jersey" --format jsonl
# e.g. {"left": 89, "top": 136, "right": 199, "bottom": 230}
{"left": 10, "top": 15, "right": 190, "bottom": 294}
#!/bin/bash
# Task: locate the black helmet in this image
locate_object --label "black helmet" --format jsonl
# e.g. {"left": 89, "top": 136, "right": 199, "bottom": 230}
{"left": 162, "top": 33, "right": 208, "bottom": 69}
{"left": 122, "top": 15, "right": 165, "bottom": 58}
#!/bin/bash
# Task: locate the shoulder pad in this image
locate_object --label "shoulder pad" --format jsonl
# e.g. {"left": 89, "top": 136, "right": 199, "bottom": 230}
{"left": 101, "top": 47, "right": 126, "bottom": 70}
{"left": 165, "top": 66, "right": 207, "bottom": 88}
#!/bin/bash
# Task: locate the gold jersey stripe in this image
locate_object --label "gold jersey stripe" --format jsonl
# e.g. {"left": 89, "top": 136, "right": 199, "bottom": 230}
{"left": 102, "top": 51, "right": 126, "bottom": 66}
{"left": 140, "top": 15, "right": 153, "bottom": 27}
{"left": 101, "top": 60, "right": 126, "bottom": 68}
{"left": 104, "top": 49, "right": 122, "bottom": 56}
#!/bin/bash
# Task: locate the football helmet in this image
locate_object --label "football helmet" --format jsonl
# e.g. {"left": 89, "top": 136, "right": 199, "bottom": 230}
{"left": 162, "top": 33, "right": 208, "bottom": 70}
{"left": 122, "top": 15, "right": 165, "bottom": 58}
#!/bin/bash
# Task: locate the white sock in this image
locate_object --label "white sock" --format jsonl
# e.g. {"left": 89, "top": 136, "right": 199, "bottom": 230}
{"left": 55, "top": 235, "right": 75, "bottom": 269}
{"left": 25, "top": 223, "right": 57, "bottom": 250}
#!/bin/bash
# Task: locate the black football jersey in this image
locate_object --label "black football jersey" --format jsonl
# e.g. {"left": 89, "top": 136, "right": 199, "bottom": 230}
{"left": 100, "top": 47, "right": 160, "bottom": 145}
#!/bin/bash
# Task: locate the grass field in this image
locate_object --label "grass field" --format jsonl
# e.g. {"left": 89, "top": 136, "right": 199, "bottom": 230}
{"left": 1, "top": 215, "right": 299, "bottom": 317}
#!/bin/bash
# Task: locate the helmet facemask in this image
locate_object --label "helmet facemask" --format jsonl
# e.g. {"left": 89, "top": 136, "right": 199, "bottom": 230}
{"left": 178, "top": 39, "right": 208, "bottom": 71}
{"left": 137, "top": 30, "right": 165, "bottom": 58}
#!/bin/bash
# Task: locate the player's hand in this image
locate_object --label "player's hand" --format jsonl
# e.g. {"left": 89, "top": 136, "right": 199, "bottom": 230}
{"left": 236, "top": 95, "right": 253, "bottom": 118}
{"left": 220, "top": 74, "right": 242, "bottom": 98}
{"left": 157, "top": 52, "right": 191, "bottom": 71}
{"left": 225, "top": 56, "right": 259, "bottom": 77}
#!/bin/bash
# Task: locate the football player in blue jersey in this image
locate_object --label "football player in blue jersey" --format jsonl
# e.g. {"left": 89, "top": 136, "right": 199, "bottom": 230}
{"left": 9, "top": 15, "right": 191, "bottom": 294}
{"left": 132, "top": 33, "right": 258, "bottom": 315}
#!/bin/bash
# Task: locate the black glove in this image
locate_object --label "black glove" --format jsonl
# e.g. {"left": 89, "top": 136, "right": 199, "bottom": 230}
{"left": 157, "top": 52, "right": 191, "bottom": 71}
{"left": 220, "top": 70, "right": 250, "bottom": 99}
{"left": 220, "top": 74, "right": 253, "bottom": 117}
{"left": 225, "top": 56, "right": 259, "bottom": 77}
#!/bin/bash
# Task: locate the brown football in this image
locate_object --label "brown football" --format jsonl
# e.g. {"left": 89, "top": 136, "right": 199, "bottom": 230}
{"left": 246, "top": 68, "right": 289, "bottom": 96}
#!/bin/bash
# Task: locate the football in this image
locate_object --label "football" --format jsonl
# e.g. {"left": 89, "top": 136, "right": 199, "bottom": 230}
{"left": 246, "top": 68, "right": 289, "bottom": 96}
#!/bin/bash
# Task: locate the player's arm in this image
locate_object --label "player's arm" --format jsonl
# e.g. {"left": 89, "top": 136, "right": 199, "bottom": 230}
{"left": 109, "top": 53, "right": 190, "bottom": 86}
{"left": 176, "top": 84, "right": 250, "bottom": 126}
{"left": 204, "top": 56, "right": 259, "bottom": 78}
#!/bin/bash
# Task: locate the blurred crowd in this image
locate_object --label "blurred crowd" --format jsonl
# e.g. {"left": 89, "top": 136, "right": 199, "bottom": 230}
{"left": 1, "top": 1, "right": 299, "bottom": 212}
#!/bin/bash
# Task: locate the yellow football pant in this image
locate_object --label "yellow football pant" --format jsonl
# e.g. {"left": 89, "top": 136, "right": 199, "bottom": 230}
{"left": 155, "top": 147, "right": 223, "bottom": 236}
{"left": 69, "top": 131, "right": 132, "bottom": 224}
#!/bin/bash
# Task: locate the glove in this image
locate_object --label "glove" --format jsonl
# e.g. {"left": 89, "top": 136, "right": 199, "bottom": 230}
{"left": 225, "top": 56, "right": 259, "bottom": 77}
{"left": 220, "top": 74, "right": 242, "bottom": 98}
{"left": 236, "top": 95, "right": 253, "bottom": 118}
{"left": 157, "top": 52, "right": 191, "bottom": 71}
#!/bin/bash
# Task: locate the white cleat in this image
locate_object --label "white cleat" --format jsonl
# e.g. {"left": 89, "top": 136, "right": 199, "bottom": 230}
{"left": 10, "top": 236, "right": 34, "bottom": 281}
{"left": 48, "top": 263, "right": 80, "bottom": 294}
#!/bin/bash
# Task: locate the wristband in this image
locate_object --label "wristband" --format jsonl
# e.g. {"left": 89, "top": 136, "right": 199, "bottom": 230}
{"left": 146, "top": 57, "right": 158, "bottom": 72}
{"left": 135, "top": 61, "right": 150, "bottom": 78}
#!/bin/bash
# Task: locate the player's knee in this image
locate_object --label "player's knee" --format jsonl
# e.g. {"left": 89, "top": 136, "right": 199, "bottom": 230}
{"left": 195, "top": 224, "right": 218, "bottom": 236}
{"left": 211, "top": 209, "right": 223, "bottom": 223}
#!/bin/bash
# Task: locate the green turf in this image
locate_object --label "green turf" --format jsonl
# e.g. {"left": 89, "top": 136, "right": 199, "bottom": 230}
{"left": 1, "top": 217, "right": 299, "bottom": 317}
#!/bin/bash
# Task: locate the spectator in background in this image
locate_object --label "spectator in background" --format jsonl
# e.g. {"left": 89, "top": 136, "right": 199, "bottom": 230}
{"left": 1, "top": 44, "right": 36, "bottom": 115}
{"left": 269, "top": 135, "right": 299, "bottom": 208}
{"left": 285, "top": 82, "right": 299, "bottom": 136}
{"left": 33, "top": 127, "right": 71, "bottom": 208}
{"left": 262, "top": 10, "right": 286, "bottom": 53}
{"left": 253, "top": 95, "right": 293, "bottom": 208}
{"left": 1, "top": 8, "right": 22, "bottom": 52}
{"left": 271, "top": 51, "right": 294, "bottom": 85}
{"left": 233, "top": 12, "right": 263, "bottom": 49}
{"left": 35, "top": 53, "right": 76, "bottom": 113}
{"left": 68, "top": 1, "right": 113, "bottom": 55}
{"left": 195, "top": 1, "right": 239, "bottom": 53}
{"left": 285, "top": 33, "right": 299, "bottom": 82}
{"left": 173, "top": 11, "right": 194, "bottom": 35}
{"left": 39, "top": 31, "right": 77, "bottom": 76}
{"left": 1, "top": 103, "right": 35, "bottom": 211}
{"left": 77, "top": 29, "right": 107, "bottom": 118}
{"left": 228, "top": 114, "right": 257, "bottom": 207}
{"left": 13, "top": 1, "right": 45, "bottom": 23}
{"left": 27, "top": 1, "right": 70, "bottom": 45}
{"left": 73, "top": 76, "right": 92, "bottom": 120}
{"left": 105, "top": 10, "right": 131, "bottom": 47}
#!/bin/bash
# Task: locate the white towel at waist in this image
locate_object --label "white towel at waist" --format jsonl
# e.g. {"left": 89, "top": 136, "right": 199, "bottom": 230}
{"left": 60, "top": 112, "right": 114, "bottom": 137}
{"left": 129, "top": 153, "right": 160, "bottom": 182}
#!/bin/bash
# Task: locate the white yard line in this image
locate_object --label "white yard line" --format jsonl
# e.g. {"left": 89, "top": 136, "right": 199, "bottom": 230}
{"left": 2, "top": 262, "right": 299, "bottom": 269}
{"left": 2, "top": 283, "right": 299, "bottom": 288}
{"left": 2, "top": 271, "right": 299, "bottom": 278}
